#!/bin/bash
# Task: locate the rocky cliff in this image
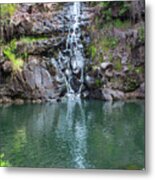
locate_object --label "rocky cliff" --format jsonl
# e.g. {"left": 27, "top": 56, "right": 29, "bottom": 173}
{"left": 0, "top": 1, "right": 145, "bottom": 104}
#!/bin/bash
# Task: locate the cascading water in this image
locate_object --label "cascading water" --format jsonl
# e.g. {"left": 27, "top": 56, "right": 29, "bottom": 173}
{"left": 53, "top": 2, "right": 85, "bottom": 98}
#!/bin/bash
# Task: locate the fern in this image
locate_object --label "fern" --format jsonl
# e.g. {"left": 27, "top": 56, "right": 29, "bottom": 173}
{"left": 3, "top": 48, "right": 23, "bottom": 72}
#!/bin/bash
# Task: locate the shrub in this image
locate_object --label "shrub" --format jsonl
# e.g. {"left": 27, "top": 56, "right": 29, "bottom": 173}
{"left": 0, "top": 4, "right": 17, "bottom": 22}
{"left": 3, "top": 40, "right": 23, "bottom": 72}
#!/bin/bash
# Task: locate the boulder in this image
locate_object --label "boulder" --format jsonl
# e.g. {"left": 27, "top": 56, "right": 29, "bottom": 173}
{"left": 2, "top": 97, "right": 12, "bottom": 104}
{"left": 9, "top": 60, "right": 58, "bottom": 100}
{"left": 103, "top": 92, "right": 113, "bottom": 101}
{"left": 111, "top": 90, "right": 125, "bottom": 100}
{"left": 105, "top": 69, "right": 113, "bottom": 78}
{"left": 100, "top": 62, "right": 113, "bottom": 71}
{"left": 14, "top": 98, "right": 24, "bottom": 104}
{"left": 102, "top": 88, "right": 124, "bottom": 101}
{"left": 85, "top": 75, "right": 96, "bottom": 88}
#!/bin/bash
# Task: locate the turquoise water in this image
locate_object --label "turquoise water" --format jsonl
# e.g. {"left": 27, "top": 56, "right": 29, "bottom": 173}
{"left": 0, "top": 99, "right": 145, "bottom": 169}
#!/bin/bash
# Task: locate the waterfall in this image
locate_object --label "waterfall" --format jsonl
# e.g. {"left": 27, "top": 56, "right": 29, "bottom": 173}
{"left": 53, "top": 2, "right": 85, "bottom": 98}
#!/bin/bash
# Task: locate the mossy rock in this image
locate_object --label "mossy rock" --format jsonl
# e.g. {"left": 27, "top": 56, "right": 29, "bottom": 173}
{"left": 123, "top": 73, "right": 140, "bottom": 92}
{"left": 114, "top": 58, "right": 122, "bottom": 71}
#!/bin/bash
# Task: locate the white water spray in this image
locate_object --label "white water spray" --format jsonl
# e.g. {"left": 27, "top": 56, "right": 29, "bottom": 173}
{"left": 53, "top": 2, "right": 85, "bottom": 98}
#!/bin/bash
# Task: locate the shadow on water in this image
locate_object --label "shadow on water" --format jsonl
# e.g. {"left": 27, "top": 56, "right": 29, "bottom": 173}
{"left": 0, "top": 99, "right": 144, "bottom": 169}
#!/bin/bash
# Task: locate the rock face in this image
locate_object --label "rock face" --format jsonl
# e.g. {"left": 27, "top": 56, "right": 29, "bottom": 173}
{"left": 9, "top": 60, "right": 59, "bottom": 101}
{"left": 81, "top": 1, "right": 145, "bottom": 101}
{"left": 2, "top": 61, "right": 12, "bottom": 73}
{"left": 1, "top": 3, "right": 65, "bottom": 42}
{"left": 16, "top": 37, "right": 66, "bottom": 56}
{"left": 0, "top": 2, "right": 71, "bottom": 102}
{"left": 0, "top": 2, "right": 145, "bottom": 103}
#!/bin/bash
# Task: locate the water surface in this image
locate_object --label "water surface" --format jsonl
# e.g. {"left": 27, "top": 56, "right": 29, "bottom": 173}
{"left": 0, "top": 99, "right": 145, "bottom": 169}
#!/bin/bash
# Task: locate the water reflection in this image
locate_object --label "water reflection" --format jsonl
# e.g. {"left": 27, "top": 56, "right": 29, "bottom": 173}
{"left": 0, "top": 100, "right": 145, "bottom": 169}
{"left": 66, "top": 98, "right": 88, "bottom": 168}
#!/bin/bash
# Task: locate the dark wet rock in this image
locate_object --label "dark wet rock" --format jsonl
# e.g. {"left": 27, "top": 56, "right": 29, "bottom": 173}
{"left": 131, "top": 0, "right": 145, "bottom": 23}
{"left": 131, "top": 45, "right": 145, "bottom": 66}
{"left": 0, "top": 85, "right": 10, "bottom": 98}
{"left": 88, "top": 89, "right": 103, "bottom": 99}
{"left": 70, "top": 77, "right": 81, "bottom": 93}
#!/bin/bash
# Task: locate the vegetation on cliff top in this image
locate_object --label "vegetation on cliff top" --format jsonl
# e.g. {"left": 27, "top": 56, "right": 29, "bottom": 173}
{"left": 0, "top": 4, "right": 17, "bottom": 25}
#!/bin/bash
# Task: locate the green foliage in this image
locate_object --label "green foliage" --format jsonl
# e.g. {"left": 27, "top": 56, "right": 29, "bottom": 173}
{"left": 95, "top": 79, "right": 102, "bottom": 88}
{"left": 118, "top": 3, "right": 130, "bottom": 16}
{"left": 0, "top": 4, "right": 17, "bottom": 25}
{"left": 124, "top": 77, "right": 139, "bottom": 92}
{"left": 87, "top": 35, "right": 119, "bottom": 63}
{"left": 3, "top": 40, "right": 24, "bottom": 72}
{"left": 113, "top": 19, "right": 131, "bottom": 29}
{"left": 0, "top": 153, "right": 10, "bottom": 167}
{"left": 88, "top": 45, "right": 97, "bottom": 59}
{"left": 20, "top": 36, "right": 48, "bottom": 43}
{"left": 127, "top": 64, "right": 133, "bottom": 71}
{"left": 21, "top": 52, "right": 28, "bottom": 60}
{"left": 138, "top": 26, "right": 145, "bottom": 43}
{"left": 135, "top": 66, "right": 144, "bottom": 74}
{"left": 127, "top": 165, "right": 142, "bottom": 170}
{"left": 0, "top": 4, "right": 17, "bottom": 17}
{"left": 97, "top": 1, "right": 130, "bottom": 24}
{"left": 114, "top": 59, "right": 122, "bottom": 71}
{"left": 98, "top": 1, "right": 111, "bottom": 8}
{"left": 2, "top": 35, "right": 48, "bottom": 71}
{"left": 104, "top": 8, "right": 112, "bottom": 21}
{"left": 102, "top": 36, "right": 119, "bottom": 50}
{"left": 8, "top": 39, "right": 17, "bottom": 52}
